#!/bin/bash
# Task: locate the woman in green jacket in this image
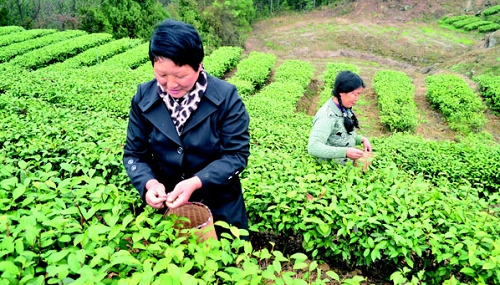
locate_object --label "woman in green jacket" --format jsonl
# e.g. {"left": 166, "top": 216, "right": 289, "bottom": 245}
{"left": 308, "top": 71, "right": 372, "bottom": 165}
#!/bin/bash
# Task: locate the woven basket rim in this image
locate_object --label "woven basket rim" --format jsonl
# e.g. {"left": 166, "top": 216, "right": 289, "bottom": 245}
{"left": 168, "top": 202, "right": 213, "bottom": 230}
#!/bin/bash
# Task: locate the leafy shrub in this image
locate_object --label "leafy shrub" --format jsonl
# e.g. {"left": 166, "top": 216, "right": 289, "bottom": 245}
{"left": 227, "top": 77, "right": 255, "bottom": 98}
{"left": 452, "top": 17, "right": 482, "bottom": 28}
{"left": 373, "top": 133, "right": 500, "bottom": 192}
{"left": 101, "top": 42, "right": 150, "bottom": 69}
{"left": 443, "top": 15, "right": 470, "bottom": 25}
{"left": 0, "top": 30, "right": 87, "bottom": 63}
{"left": 483, "top": 5, "right": 500, "bottom": 16}
{"left": 372, "top": 70, "right": 418, "bottom": 132}
{"left": 463, "top": 20, "right": 493, "bottom": 31}
{"left": 8, "top": 33, "right": 112, "bottom": 70}
{"left": 425, "top": 74, "right": 487, "bottom": 133}
{"left": 43, "top": 38, "right": 143, "bottom": 70}
{"left": 203, "top": 46, "right": 243, "bottom": 78}
{"left": 478, "top": 23, "right": 500, "bottom": 32}
{"left": 232, "top": 51, "right": 276, "bottom": 88}
{"left": 0, "top": 26, "right": 24, "bottom": 36}
{"left": 0, "top": 29, "right": 56, "bottom": 47}
{"left": 274, "top": 60, "right": 315, "bottom": 89}
{"left": 474, "top": 75, "right": 500, "bottom": 113}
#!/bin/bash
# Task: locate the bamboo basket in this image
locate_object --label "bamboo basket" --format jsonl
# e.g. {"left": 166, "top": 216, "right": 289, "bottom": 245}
{"left": 165, "top": 202, "right": 218, "bottom": 243}
{"left": 353, "top": 151, "right": 374, "bottom": 171}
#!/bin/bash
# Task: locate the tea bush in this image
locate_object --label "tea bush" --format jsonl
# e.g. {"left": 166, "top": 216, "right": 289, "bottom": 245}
{"left": 474, "top": 74, "right": 500, "bottom": 113}
{"left": 100, "top": 43, "right": 150, "bottom": 69}
{"left": 8, "top": 33, "right": 113, "bottom": 70}
{"left": 483, "top": 5, "right": 500, "bottom": 16}
{"left": 0, "top": 29, "right": 56, "bottom": 47}
{"left": 231, "top": 51, "right": 276, "bottom": 88}
{"left": 0, "top": 30, "right": 87, "bottom": 63}
{"left": 203, "top": 46, "right": 243, "bottom": 78}
{"left": 372, "top": 70, "right": 418, "bottom": 132}
{"left": 425, "top": 73, "right": 487, "bottom": 133}
{"left": 0, "top": 26, "right": 24, "bottom": 36}
{"left": 372, "top": 133, "right": 500, "bottom": 192}
{"left": 43, "top": 38, "right": 143, "bottom": 70}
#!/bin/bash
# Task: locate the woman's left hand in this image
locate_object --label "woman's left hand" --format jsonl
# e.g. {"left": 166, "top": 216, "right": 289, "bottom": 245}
{"left": 361, "top": 137, "right": 373, "bottom": 152}
{"left": 165, "top": 176, "right": 202, "bottom": 209}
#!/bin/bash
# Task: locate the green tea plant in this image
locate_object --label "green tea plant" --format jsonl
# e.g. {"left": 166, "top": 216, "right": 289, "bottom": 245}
{"left": 0, "top": 30, "right": 87, "bottom": 63}
{"left": 452, "top": 17, "right": 482, "bottom": 28}
{"left": 478, "top": 23, "right": 500, "bottom": 32}
{"left": 100, "top": 43, "right": 150, "bottom": 69}
{"left": 483, "top": 5, "right": 500, "bottom": 16}
{"left": 8, "top": 33, "right": 113, "bottom": 70}
{"left": 442, "top": 15, "right": 470, "bottom": 25}
{"left": 372, "top": 70, "right": 418, "bottom": 132}
{"left": 474, "top": 74, "right": 500, "bottom": 113}
{"left": 425, "top": 73, "right": 487, "bottom": 133}
{"left": 274, "top": 60, "right": 315, "bottom": 89}
{"left": 0, "top": 29, "right": 56, "bottom": 47}
{"left": 203, "top": 46, "right": 243, "bottom": 78}
{"left": 0, "top": 64, "right": 151, "bottom": 118}
{"left": 231, "top": 51, "right": 276, "bottom": 88}
{"left": 0, "top": 26, "right": 24, "bottom": 36}
{"left": 43, "top": 38, "right": 143, "bottom": 70}
{"left": 463, "top": 20, "right": 495, "bottom": 31}
{"left": 372, "top": 133, "right": 500, "bottom": 192}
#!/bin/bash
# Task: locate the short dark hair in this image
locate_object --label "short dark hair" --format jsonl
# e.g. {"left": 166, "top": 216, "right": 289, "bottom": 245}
{"left": 332, "top": 70, "right": 365, "bottom": 98}
{"left": 149, "top": 19, "right": 204, "bottom": 70}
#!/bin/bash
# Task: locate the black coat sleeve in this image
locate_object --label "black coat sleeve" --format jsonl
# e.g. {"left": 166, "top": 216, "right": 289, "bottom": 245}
{"left": 195, "top": 84, "right": 250, "bottom": 187}
{"left": 122, "top": 84, "right": 157, "bottom": 198}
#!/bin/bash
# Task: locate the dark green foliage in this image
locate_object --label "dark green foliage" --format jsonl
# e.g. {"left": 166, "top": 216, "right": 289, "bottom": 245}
{"left": 80, "top": 0, "right": 169, "bottom": 39}
{"left": 425, "top": 74, "right": 487, "bottom": 133}
{"left": 372, "top": 70, "right": 418, "bottom": 132}
{"left": 474, "top": 75, "right": 500, "bottom": 114}
{"left": 483, "top": 5, "right": 500, "bottom": 16}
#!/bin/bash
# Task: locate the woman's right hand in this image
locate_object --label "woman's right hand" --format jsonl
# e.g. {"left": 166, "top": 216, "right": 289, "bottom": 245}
{"left": 145, "top": 179, "right": 168, "bottom": 209}
{"left": 346, "top": 147, "right": 364, "bottom": 160}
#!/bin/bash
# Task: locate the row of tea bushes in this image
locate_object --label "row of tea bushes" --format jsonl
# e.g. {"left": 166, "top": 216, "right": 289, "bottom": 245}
{"left": 7, "top": 33, "right": 113, "bottom": 70}
{"left": 100, "top": 43, "right": 150, "bottom": 69}
{"left": 0, "top": 26, "right": 24, "bottom": 36}
{"left": 228, "top": 51, "right": 277, "bottom": 96}
{"left": 0, "top": 30, "right": 87, "bottom": 63}
{"left": 0, "top": 29, "right": 56, "bottom": 47}
{"left": 474, "top": 74, "right": 500, "bottom": 114}
{"left": 43, "top": 38, "right": 143, "bottom": 70}
{"left": 425, "top": 73, "right": 487, "bottom": 133}
{"left": 203, "top": 46, "right": 243, "bottom": 78}
{"left": 372, "top": 70, "right": 418, "bottom": 132}
{"left": 373, "top": 132, "right": 500, "bottom": 192}
{"left": 0, "top": 64, "right": 151, "bottom": 118}
{"left": 443, "top": 14, "right": 500, "bottom": 33}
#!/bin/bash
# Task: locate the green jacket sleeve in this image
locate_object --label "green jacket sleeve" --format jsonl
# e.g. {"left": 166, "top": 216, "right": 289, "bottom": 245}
{"left": 308, "top": 115, "right": 347, "bottom": 159}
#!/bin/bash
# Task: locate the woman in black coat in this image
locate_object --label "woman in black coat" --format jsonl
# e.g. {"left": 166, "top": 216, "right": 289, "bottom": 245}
{"left": 123, "top": 19, "right": 250, "bottom": 238}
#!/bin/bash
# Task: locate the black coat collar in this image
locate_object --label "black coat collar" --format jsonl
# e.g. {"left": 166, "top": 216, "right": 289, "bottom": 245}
{"left": 137, "top": 75, "right": 224, "bottom": 145}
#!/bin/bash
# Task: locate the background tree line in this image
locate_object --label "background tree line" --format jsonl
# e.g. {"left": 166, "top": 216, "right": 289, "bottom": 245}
{"left": 0, "top": 0, "right": 344, "bottom": 50}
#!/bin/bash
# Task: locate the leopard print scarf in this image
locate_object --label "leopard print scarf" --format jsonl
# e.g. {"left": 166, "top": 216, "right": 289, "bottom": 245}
{"left": 158, "top": 69, "right": 208, "bottom": 135}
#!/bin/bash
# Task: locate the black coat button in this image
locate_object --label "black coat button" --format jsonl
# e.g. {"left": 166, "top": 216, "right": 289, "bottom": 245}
{"left": 177, "top": 147, "right": 183, "bottom": 154}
